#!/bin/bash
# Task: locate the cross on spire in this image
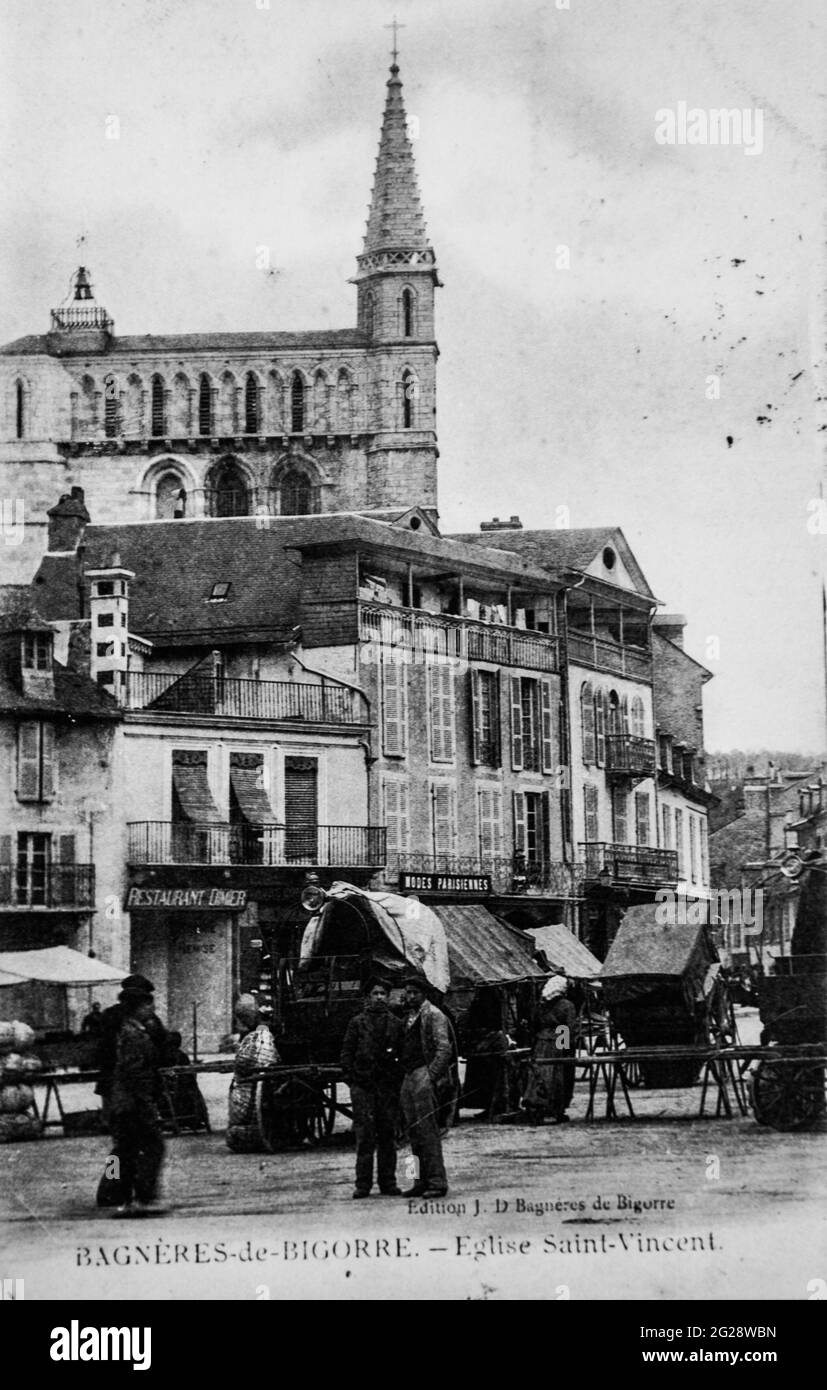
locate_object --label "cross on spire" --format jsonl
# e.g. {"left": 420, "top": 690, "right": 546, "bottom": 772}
{"left": 385, "top": 15, "right": 405, "bottom": 66}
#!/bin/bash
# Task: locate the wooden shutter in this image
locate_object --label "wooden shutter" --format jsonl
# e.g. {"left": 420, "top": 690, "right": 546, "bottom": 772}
{"left": 612, "top": 788, "right": 629, "bottom": 844}
{"left": 675, "top": 808, "right": 684, "bottom": 874}
{"left": 470, "top": 669, "right": 481, "bottom": 765}
{"left": 594, "top": 689, "right": 606, "bottom": 765}
{"left": 17, "top": 722, "right": 40, "bottom": 800}
{"left": 635, "top": 792, "right": 650, "bottom": 846}
{"left": 58, "top": 833, "right": 76, "bottom": 863}
{"left": 384, "top": 779, "right": 409, "bottom": 853}
{"left": 510, "top": 676, "right": 524, "bottom": 771}
{"left": 581, "top": 684, "right": 595, "bottom": 764}
{"left": 583, "top": 783, "right": 599, "bottom": 842}
{"left": 661, "top": 803, "right": 672, "bottom": 848}
{"left": 381, "top": 658, "right": 407, "bottom": 757}
{"left": 631, "top": 695, "right": 645, "bottom": 738}
{"left": 432, "top": 782, "right": 456, "bottom": 856}
{"left": 478, "top": 786, "right": 503, "bottom": 860}
{"left": 512, "top": 790, "right": 527, "bottom": 856}
{"left": 40, "top": 723, "right": 55, "bottom": 798}
{"left": 0, "top": 836, "right": 11, "bottom": 864}
{"left": 540, "top": 679, "right": 554, "bottom": 773}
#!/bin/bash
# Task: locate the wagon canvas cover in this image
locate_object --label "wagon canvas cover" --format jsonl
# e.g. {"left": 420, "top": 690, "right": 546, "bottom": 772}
{"left": 600, "top": 904, "right": 719, "bottom": 1008}
{"left": 300, "top": 881, "right": 451, "bottom": 993}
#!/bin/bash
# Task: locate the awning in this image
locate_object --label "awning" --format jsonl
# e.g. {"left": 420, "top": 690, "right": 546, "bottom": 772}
{"left": 600, "top": 904, "right": 715, "bottom": 982}
{"left": 527, "top": 924, "right": 602, "bottom": 980}
{"left": 434, "top": 904, "right": 545, "bottom": 988}
{"left": 230, "top": 761, "right": 276, "bottom": 823}
{"left": 0, "top": 947, "right": 129, "bottom": 987}
{"left": 172, "top": 756, "right": 221, "bottom": 822}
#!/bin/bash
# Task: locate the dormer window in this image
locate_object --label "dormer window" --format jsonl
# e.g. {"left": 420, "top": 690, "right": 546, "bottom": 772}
{"left": 209, "top": 582, "right": 232, "bottom": 602}
{"left": 95, "top": 580, "right": 115, "bottom": 597}
{"left": 22, "top": 633, "right": 52, "bottom": 671}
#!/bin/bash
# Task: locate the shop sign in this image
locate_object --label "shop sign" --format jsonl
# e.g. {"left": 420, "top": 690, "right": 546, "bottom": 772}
{"left": 399, "top": 872, "right": 492, "bottom": 894}
{"left": 125, "top": 886, "right": 248, "bottom": 911}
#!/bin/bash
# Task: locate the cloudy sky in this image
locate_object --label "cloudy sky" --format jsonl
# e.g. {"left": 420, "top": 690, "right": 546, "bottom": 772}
{"left": 0, "top": 0, "right": 824, "bottom": 753}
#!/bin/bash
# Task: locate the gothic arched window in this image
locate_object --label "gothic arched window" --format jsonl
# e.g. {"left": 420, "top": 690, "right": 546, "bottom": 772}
{"left": 198, "top": 375, "right": 213, "bottom": 436}
{"left": 151, "top": 375, "right": 165, "bottom": 437}
{"left": 103, "top": 374, "right": 118, "bottom": 438}
{"left": 402, "top": 287, "right": 415, "bottom": 337}
{"left": 279, "top": 468, "right": 316, "bottom": 516}
{"left": 291, "top": 372, "right": 305, "bottom": 433}
{"left": 245, "top": 373, "right": 259, "bottom": 434}
{"left": 336, "top": 368, "right": 352, "bottom": 432}
{"left": 156, "top": 471, "right": 187, "bottom": 519}
{"left": 401, "top": 369, "right": 416, "bottom": 429}
{"left": 208, "top": 458, "right": 249, "bottom": 517}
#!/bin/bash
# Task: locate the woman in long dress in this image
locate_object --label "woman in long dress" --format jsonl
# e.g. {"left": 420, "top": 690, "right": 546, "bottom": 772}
{"left": 226, "top": 995, "right": 280, "bottom": 1152}
{"left": 523, "top": 974, "right": 577, "bottom": 1125}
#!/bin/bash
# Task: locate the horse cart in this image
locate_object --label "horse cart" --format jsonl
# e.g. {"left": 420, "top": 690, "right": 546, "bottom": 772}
{"left": 252, "top": 882, "right": 545, "bottom": 1148}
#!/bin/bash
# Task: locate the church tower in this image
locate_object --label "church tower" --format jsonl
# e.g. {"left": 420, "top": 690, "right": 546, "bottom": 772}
{"left": 352, "top": 50, "right": 442, "bottom": 518}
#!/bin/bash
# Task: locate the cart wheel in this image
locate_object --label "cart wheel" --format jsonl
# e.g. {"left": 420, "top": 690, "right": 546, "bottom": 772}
{"left": 751, "top": 1060, "right": 825, "bottom": 1132}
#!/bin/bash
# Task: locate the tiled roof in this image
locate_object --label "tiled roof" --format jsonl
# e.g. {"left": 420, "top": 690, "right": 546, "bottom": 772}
{"left": 449, "top": 527, "right": 656, "bottom": 599}
{"left": 0, "top": 329, "right": 368, "bottom": 357}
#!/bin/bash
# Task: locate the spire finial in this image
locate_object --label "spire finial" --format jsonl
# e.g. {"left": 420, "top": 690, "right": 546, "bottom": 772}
{"left": 385, "top": 15, "right": 405, "bottom": 67}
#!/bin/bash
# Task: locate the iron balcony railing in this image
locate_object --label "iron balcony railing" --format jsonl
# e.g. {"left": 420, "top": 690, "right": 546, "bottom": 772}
{"left": 392, "top": 853, "right": 585, "bottom": 898}
{"left": 579, "top": 841, "right": 678, "bottom": 885}
{"left": 605, "top": 734, "right": 657, "bottom": 778}
{"left": 0, "top": 864, "right": 96, "bottom": 910}
{"left": 359, "top": 602, "right": 559, "bottom": 674}
{"left": 566, "top": 631, "right": 652, "bottom": 682}
{"left": 127, "top": 822, "right": 387, "bottom": 869}
{"left": 124, "top": 672, "right": 367, "bottom": 724}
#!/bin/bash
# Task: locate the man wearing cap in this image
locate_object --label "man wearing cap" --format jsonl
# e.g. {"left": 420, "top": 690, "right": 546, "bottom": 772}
{"left": 95, "top": 975, "right": 166, "bottom": 1126}
{"left": 108, "top": 983, "right": 166, "bottom": 1215}
{"left": 340, "top": 978, "right": 403, "bottom": 1198}
{"left": 399, "top": 972, "right": 455, "bottom": 1198}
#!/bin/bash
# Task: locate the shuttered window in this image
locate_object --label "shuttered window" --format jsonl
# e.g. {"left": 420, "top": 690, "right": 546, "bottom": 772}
{"left": 612, "top": 788, "right": 629, "bottom": 844}
{"left": 381, "top": 657, "right": 407, "bottom": 757}
{"left": 631, "top": 695, "right": 646, "bottom": 738}
{"left": 431, "top": 781, "right": 457, "bottom": 855}
{"left": 662, "top": 803, "right": 672, "bottom": 848}
{"left": 513, "top": 790, "right": 527, "bottom": 857}
{"left": 635, "top": 791, "right": 651, "bottom": 846}
{"left": 17, "top": 721, "right": 55, "bottom": 802}
{"left": 581, "top": 682, "right": 595, "bottom": 763}
{"left": 689, "top": 815, "right": 699, "bottom": 883}
{"left": 428, "top": 662, "right": 454, "bottom": 763}
{"left": 510, "top": 676, "right": 524, "bottom": 771}
{"left": 540, "top": 679, "right": 553, "bottom": 773}
{"left": 594, "top": 688, "right": 607, "bottom": 765}
{"left": 675, "top": 808, "right": 685, "bottom": 875}
{"left": 510, "top": 675, "right": 553, "bottom": 772}
{"left": 700, "top": 818, "right": 709, "bottom": 884}
{"left": 384, "top": 779, "right": 410, "bottom": 853}
{"left": 470, "top": 668, "right": 500, "bottom": 767}
{"left": 477, "top": 785, "right": 503, "bottom": 860}
{"left": 583, "top": 783, "right": 599, "bottom": 843}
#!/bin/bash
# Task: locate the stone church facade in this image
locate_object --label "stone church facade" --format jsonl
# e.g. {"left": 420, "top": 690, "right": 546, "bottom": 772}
{"left": 0, "top": 60, "right": 440, "bottom": 580}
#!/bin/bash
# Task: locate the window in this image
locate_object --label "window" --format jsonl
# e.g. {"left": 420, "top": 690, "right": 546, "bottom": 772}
{"left": 659, "top": 734, "right": 673, "bottom": 774}
{"left": 513, "top": 790, "right": 549, "bottom": 865}
{"left": 612, "top": 788, "right": 629, "bottom": 844}
{"left": 510, "top": 676, "right": 553, "bottom": 773}
{"left": 151, "top": 375, "right": 165, "bottom": 436}
{"left": 402, "top": 287, "right": 415, "bottom": 337}
{"left": 156, "top": 472, "right": 186, "bottom": 519}
{"left": 431, "top": 781, "right": 457, "bottom": 856}
{"left": 401, "top": 370, "right": 416, "bottom": 429}
{"left": 477, "top": 786, "right": 503, "bottom": 861}
{"left": 208, "top": 459, "right": 249, "bottom": 516}
{"left": 15, "top": 380, "right": 25, "bottom": 439}
{"left": 208, "top": 582, "right": 232, "bottom": 602}
{"left": 470, "top": 668, "right": 500, "bottom": 767}
{"left": 384, "top": 778, "right": 410, "bottom": 854}
{"left": 428, "top": 662, "right": 455, "bottom": 763}
{"left": 96, "top": 612, "right": 114, "bottom": 628}
{"left": 17, "top": 722, "right": 55, "bottom": 801}
{"left": 291, "top": 372, "right": 305, "bottom": 432}
{"left": 583, "top": 783, "right": 599, "bottom": 843}
{"left": 675, "top": 808, "right": 685, "bottom": 876}
{"left": 245, "top": 373, "right": 259, "bottom": 434}
{"left": 689, "top": 815, "right": 699, "bottom": 884}
{"left": 381, "top": 657, "right": 407, "bottom": 757}
{"left": 635, "top": 791, "right": 651, "bottom": 846}
{"left": 198, "top": 375, "right": 212, "bottom": 436}
{"left": 279, "top": 468, "right": 315, "bottom": 516}
{"left": 15, "top": 832, "right": 50, "bottom": 906}
{"left": 594, "top": 687, "right": 607, "bottom": 764}
{"left": 22, "top": 633, "right": 52, "bottom": 670}
{"left": 630, "top": 695, "right": 645, "bottom": 738}
{"left": 661, "top": 802, "right": 672, "bottom": 849}
{"left": 700, "top": 818, "right": 709, "bottom": 884}
{"left": 580, "top": 681, "right": 595, "bottom": 763}
{"left": 104, "top": 374, "right": 118, "bottom": 437}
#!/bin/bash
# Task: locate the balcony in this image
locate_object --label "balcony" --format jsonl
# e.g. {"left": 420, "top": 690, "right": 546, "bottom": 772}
{"left": 124, "top": 672, "right": 368, "bottom": 725}
{"left": 566, "top": 631, "right": 652, "bottom": 682}
{"left": 580, "top": 842, "right": 678, "bottom": 886}
{"left": 359, "top": 603, "right": 559, "bottom": 674}
{"left": 127, "top": 822, "right": 386, "bottom": 869}
{"left": 605, "top": 735, "right": 657, "bottom": 780}
{"left": 0, "top": 865, "right": 96, "bottom": 910}
{"left": 392, "top": 853, "right": 585, "bottom": 898}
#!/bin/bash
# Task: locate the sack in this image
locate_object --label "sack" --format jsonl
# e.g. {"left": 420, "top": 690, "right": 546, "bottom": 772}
{"left": 96, "top": 1157, "right": 129, "bottom": 1208}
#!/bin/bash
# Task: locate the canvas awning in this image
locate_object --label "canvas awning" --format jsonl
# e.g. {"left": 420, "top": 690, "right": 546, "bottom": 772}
{"left": 527, "top": 924, "right": 603, "bottom": 980}
{"left": 230, "top": 760, "right": 276, "bottom": 823}
{"left": 600, "top": 904, "right": 716, "bottom": 983}
{"left": 172, "top": 755, "right": 221, "bottom": 822}
{"left": 0, "top": 947, "right": 129, "bottom": 987}
{"left": 435, "top": 904, "right": 545, "bottom": 988}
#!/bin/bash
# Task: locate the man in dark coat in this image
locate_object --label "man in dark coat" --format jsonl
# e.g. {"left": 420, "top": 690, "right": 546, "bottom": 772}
{"left": 398, "top": 972, "right": 456, "bottom": 1199}
{"left": 95, "top": 975, "right": 166, "bottom": 1126}
{"left": 108, "top": 984, "right": 166, "bottom": 1215}
{"left": 340, "top": 979, "right": 403, "bottom": 1198}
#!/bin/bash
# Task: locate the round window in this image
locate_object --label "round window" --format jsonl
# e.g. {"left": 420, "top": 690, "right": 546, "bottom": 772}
{"left": 602, "top": 546, "right": 616, "bottom": 570}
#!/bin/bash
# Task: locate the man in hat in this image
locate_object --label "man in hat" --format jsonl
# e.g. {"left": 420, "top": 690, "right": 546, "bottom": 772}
{"left": 108, "top": 982, "right": 166, "bottom": 1215}
{"left": 95, "top": 974, "right": 166, "bottom": 1126}
{"left": 340, "top": 978, "right": 403, "bottom": 1198}
{"left": 398, "top": 972, "right": 456, "bottom": 1198}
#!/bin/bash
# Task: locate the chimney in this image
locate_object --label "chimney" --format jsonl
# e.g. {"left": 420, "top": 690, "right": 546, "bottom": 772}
{"left": 480, "top": 515, "right": 523, "bottom": 532}
{"left": 652, "top": 613, "right": 686, "bottom": 649}
{"left": 47, "top": 486, "right": 90, "bottom": 551}
{"left": 86, "top": 559, "right": 134, "bottom": 704}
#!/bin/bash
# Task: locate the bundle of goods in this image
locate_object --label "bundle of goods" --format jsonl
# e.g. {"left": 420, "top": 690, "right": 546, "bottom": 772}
{"left": 0, "top": 1021, "right": 44, "bottom": 1141}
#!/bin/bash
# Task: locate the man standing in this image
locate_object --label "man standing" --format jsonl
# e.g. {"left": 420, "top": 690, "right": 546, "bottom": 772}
{"left": 95, "top": 974, "right": 166, "bottom": 1127}
{"left": 398, "top": 971, "right": 456, "bottom": 1199}
{"left": 340, "top": 979, "right": 403, "bottom": 1198}
{"left": 108, "top": 983, "right": 166, "bottom": 1216}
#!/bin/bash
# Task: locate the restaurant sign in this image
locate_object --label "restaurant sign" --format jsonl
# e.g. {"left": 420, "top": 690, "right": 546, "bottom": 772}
{"left": 399, "top": 872, "right": 492, "bottom": 895}
{"left": 125, "top": 887, "right": 248, "bottom": 911}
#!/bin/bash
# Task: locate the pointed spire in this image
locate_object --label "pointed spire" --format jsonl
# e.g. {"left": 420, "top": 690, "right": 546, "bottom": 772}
{"left": 362, "top": 62, "right": 432, "bottom": 258}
